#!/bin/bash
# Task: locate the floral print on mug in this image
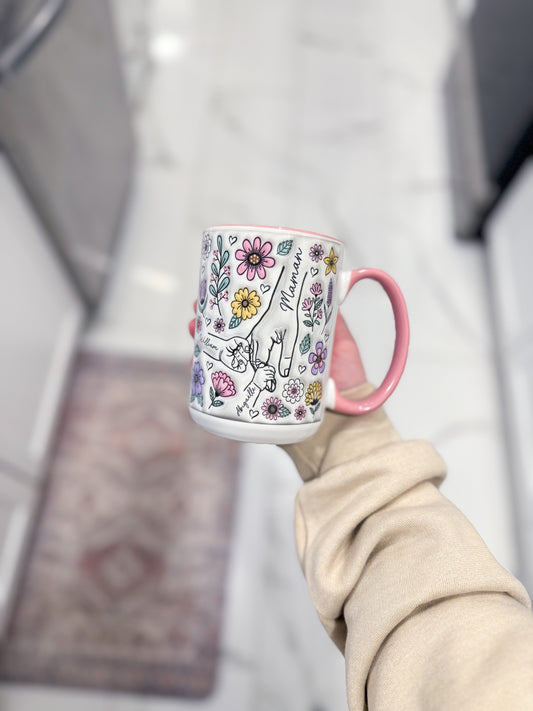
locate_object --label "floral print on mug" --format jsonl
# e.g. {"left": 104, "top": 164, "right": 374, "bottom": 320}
{"left": 192, "top": 231, "right": 337, "bottom": 425}
{"left": 209, "top": 371, "right": 237, "bottom": 408}
{"left": 309, "top": 341, "right": 328, "bottom": 375}
{"left": 261, "top": 396, "right": 290, "bottom": 420}
{"left": 209, "top": 235, "right": 231, "bottom": 314}
{"left": 190, "top": 362, "right": 205, "bottom": 406}
{"left": 305, "top": 381, "right": 322, "bottom": 415}
{"left": 235, "top": 236, "right": 276, "bottom": 280}
{"left": 309, "top": 243, "right": 324, "bottom": 262}
{"left": 230, "top": 287, "right": 261, "bottom": 329}
{"left": 302, "top": 282, "right": 324, "bottom": 331}
{"left": 282, "top": 378, "right": 304, "bottom": 404}
{"left": 324, "top": 247, "right": 338, "bottom": 275}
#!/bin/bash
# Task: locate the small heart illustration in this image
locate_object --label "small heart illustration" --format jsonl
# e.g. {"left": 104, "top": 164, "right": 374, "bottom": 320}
{"left": 205, "top": 317, "right": 212, "bottom": 326}
{"left": 310, "top": 267, "right": 319, "bottom": 277}
{"left": 249, "top": 409, "right": 259, "bottom": 420}
{"left": 260, "top": 283, "right": 271, "bottom": 294}
{"left": 298, "top": 365, "right": 307, "bottom": 374}
{"left": 229, "top": 235, "right": 238, "bottom": 246}
{"left": 206, "top": 361, "right": 214, "bottom": 370}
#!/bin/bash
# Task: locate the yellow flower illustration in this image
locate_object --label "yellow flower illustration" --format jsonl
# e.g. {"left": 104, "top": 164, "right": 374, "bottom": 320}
{"left": 231, "top": 287, "right": 261, "bottom": 320}
{"left": 324, "top": 247, "right": 339, "bottom": 275}
{"left": 305, "top": 381, "right": 322, "bottom": 407}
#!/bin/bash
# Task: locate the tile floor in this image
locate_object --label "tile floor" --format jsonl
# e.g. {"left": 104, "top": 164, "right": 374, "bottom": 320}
{"left": 1, "top": 0, "right": 522, "bottom": 709}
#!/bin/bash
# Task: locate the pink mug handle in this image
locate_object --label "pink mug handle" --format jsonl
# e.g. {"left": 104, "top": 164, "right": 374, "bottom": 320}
{"left": 328, "top": 268, "right": 409, "bottom": 415}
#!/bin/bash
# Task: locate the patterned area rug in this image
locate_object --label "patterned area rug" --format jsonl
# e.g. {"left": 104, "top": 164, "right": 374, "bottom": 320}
{"left": 0, "top": 353, "right": 241, "bottom": 697}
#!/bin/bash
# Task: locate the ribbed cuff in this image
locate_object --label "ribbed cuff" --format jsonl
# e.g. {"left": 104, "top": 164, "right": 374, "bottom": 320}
{"left": 281, "top": 383, "right": 401, "bottom": 481}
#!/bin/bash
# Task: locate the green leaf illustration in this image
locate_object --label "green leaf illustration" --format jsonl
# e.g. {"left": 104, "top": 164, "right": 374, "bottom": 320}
{"left": 209, "top": 284, "right": 217, "bottom": 297}
{"left": 198, "top": 394, "right": 204, "bottom": 407}
{"left": 212, "top": 400, "right": 223, "bottom": 407}
{"left": 315, "top": 298, "right": 323, "bottom": 310}
{"left": 303, "top": 319, "right": 313, "bottom": 327}
{"left": 299, "top": 334, "right": 311, "bottom": 355}
{"left": 210, "top": 387, "right": 215, "bottom": 401}
{"left": 221, "top": 250, "right": 230, "bottom": 266}
{"left": 229, "top": 314, "right": 242, "bottom": 329}
{"left": 219, "top": 276, "right": 230, "bottom": 292}
{"left": 211, "top": 263, "right": 219, "bottom": 276}
{"left": 280, "top": 406, "right": 291, "bottom": 418}
{"left": 217, "top": 234, "right": 223, "bottom": 252}
{"left": 277, "top": 240, "right": 293, "bottom": 256}
{"left": 194, "top": 345, "right": 200, "bottom": 357}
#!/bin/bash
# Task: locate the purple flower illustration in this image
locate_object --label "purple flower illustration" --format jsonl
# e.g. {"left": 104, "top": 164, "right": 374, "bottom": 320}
{"left": 294, "top": 405, "right": 307, "bottom": 421}
{"left": 213, "top": 317, "right": 225, "bottom": 333}
{"left": 236, "top": 236, "right": 275, "bottom": 280}
{"left": 191, "top": 361, "right": 205, "bottom": 397}
{"left": 308, "top": 341, "right": 328, "bottom": 375}
{"left": 309, "top": 244, "right": 325, "bottom": 262}
{"left": 310, "top": 282, "right": 322, "bottom": 296}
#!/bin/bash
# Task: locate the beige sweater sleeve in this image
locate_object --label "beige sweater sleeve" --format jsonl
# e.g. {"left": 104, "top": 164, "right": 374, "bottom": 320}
{"left": 282, "top": 384, "right": 533, "bottom": 711}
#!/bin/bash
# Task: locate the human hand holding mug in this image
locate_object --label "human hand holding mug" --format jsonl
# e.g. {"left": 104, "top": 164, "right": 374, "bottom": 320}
{"left": 189, "top": 225, "right": 409, "bottom": 444}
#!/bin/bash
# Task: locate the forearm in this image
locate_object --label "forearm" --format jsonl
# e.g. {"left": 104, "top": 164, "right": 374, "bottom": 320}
{"left": 283, "top": 384, "right": 532, "bottom": 710}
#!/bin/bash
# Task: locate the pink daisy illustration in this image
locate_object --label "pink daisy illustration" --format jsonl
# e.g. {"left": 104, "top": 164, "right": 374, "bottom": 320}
{"left": 235, "top": 236, "right": 276, "bottom": 280}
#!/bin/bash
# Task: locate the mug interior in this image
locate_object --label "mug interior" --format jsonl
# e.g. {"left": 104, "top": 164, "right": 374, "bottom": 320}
{"left": 206, "top": 224, "right": 344, "bottom": 246}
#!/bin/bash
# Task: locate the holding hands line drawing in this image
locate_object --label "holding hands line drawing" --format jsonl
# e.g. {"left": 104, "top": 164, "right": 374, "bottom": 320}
{"left": 203, "top": 261, "right": 310, "bottom": 382}
{"left": 199, "top": 334, "right": 251, "bottom": 373}
{"left": 248, "top": 268, "right": 308, "bottom": 378}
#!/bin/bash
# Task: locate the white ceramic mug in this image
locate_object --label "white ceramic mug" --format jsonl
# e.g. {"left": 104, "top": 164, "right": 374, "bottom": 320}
{"left": 189, "top": 225, "right": 409, "bottom": 444}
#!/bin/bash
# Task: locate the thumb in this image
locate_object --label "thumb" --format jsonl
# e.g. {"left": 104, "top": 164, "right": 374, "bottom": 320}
{"left": 330, "top": 312, "right": 367, "bottom": 391}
